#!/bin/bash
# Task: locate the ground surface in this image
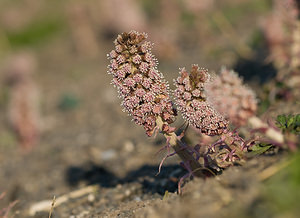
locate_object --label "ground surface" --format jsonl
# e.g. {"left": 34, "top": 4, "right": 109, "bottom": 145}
{"left": 0, "top": 54, "right": 291, "bottom": 218}
{"left": 0, "top": 0, "right": 299, "bottom": 217}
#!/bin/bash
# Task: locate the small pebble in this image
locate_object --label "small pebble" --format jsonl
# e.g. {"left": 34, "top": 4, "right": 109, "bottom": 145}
{"left": 88, "top": 193, "right": 95, "bottom": 202}
{"left": 101, "top": 149, "right": 117, "bottom": 160}
{"left": 125, "top": 189, "right": 131, "bottom": 196}
{"left": 123, "top": 140, "right": 135, "bottom": 152}
{"left": 134, "top": 196, "right": 142, "bottom": 202}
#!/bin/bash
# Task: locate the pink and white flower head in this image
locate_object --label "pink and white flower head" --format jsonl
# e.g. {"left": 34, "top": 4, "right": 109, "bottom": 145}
{"left": 263, "top": 0, "right": 299, "bottom": 69}
{"left": 107, "top": 31, "right": 176, "bottom": 136}
{"left": 174, "top": 65, "right": 228, "bottom": 136}
{"left": 205, "top": 67, "right": 257, "bottom": 126}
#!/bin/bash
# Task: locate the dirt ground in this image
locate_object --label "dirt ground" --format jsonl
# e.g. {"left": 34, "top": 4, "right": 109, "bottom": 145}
{"left": 0, "top": 51, "right": 292, "bottom": 218}
{"left": 0, "top": 0, "right": 299, "bottom": 217}
{"left": 0, "top": 67, "right": 288, "bottom": 217}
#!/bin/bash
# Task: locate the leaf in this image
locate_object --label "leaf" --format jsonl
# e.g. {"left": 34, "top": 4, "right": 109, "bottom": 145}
{"left": 163, "top": 191, "right": 169, "bottom": 201}
{"left": 251, "top": 144, "right": 273, "bottom": 155}
{"left": 58, "top": 94, "right": 80, "bottom": 111}
{"left": 295, "top": 114, "right": 300, "bottom": 122}
{"left": 276, "top": 114, "right": 300, "bottom": 134}
{"left": 287, "top": 115, "right": 295, "bottom": 128}
{"left": 294, "top": 115, "right": 300, "bottom": 131}
{"left": 276, "top": 115, "right": 287, "bottom": 129}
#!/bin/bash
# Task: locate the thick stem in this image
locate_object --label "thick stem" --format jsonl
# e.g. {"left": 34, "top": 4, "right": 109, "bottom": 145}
{"left": 156, "top": 116, "right": 203, "bottom": 177}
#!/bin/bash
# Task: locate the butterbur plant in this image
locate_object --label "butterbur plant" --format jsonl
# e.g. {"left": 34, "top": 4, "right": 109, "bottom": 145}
{"left": 173, "top": 65, "right": 249, "bottom": 169}
{"left": 263, "top": 0, "right": 300, "bottom": 101}
{"left": 204, "top": 67, "right": 286, "bottom": 147}
{"left": 173, "top": 65, "right": 228, "bottom": 136}
{"left": 107, "top": 31, "right": 292, "bottom": 192}
{"left": 5, "top": 52, "right": 41, "bottom": 152}
{"left": 107, "top": 31, "right": 205, "bottom": 182}
{"left": 107, "top": 31, "right": 176, "bottom": 137}
{"left": 205, "top": 67, "right": 257, "bottom": 127}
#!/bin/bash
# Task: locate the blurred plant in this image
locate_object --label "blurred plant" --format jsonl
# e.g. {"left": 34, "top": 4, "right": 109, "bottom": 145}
{"left": 274, "top": 114, "right": 300, "bottom": 150}
{"left": 263, "top": 0, "right": 300, "bottom": 102}
{"left": 182, "top": 0, "right": 215, "bottom": 14}
{"left": 276, "top": 114, "right": 300, "bottom": 134}
{"left": 205, "top": 67, "right": 257, "bottom": 127}
{"left": 173, "top": 65, "right": 252, "bottom": 170}
{"left": 203, "top": 67, "right": 285, "bottom": 147}
{"left": 263, "top": 0, "right": 299, "bottom": 69}
{"left": 0, "top": 130, "right": 18, "bottom": 149}
{"left": 93, "top": 0, "right": 146, "bottom": 33}
{"left": 262, "top": 152, "right": 300, "bottom": 217}
{"left": 66, "top": 3, "right": 100, "bottom": 57}
{"left": 5, "top": 18, "right": 63, "bottom": 48}
{"left": 58, "top": 93, "right": 80, "bottom": 111}
{"left": 5, "top": 51, "right": 41, "bottom": 151}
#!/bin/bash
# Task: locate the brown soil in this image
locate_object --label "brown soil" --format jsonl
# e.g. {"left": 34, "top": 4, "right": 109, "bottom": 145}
{"left": 0, "top": 53, "right": 288, "bottom": 217}
{"left": 0, "top": 1, "right": 297, "bottom": 217}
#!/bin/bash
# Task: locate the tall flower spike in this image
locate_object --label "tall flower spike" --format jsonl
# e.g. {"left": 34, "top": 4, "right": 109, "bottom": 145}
{"left": 205, "top": 67, "right": 257, "bottom": 126}
{"left": 174, "top": 65, "right": 228, "bottom": 136}
{"left": 107, "top": 31, "right": 176, "bottom": 136}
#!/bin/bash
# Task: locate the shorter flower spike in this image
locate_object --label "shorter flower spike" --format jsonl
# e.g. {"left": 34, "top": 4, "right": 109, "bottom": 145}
{"left": 107, "top": 31, "right": 176, "bottom": 136}
{"left": 174, "top": 65, "right": 228, "bottom": 136}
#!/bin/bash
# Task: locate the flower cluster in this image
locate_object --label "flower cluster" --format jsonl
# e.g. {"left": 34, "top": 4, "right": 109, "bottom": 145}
{"left": 173, "top": 65, "right": 228, "bottom": 136}
{"left": 205, "top": 67, "right": 257, "bottom": 126}
{"left": 263, "top": 0, "right": 299, "bottom": 69}
{"left": 107, "top": 31, "right": 176, "bottom": 136}
{"left": 5, "top": 52, "right": 40, "bottom": 151}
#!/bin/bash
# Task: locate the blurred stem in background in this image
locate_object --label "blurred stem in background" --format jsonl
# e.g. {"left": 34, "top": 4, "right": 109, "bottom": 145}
{"left": 0, "top": 30, "right": 11, "bottom": 58}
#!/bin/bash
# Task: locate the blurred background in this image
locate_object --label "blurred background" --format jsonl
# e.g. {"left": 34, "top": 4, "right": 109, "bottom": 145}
{"left": 0, "top": 0, "right": 299, "bottom": 217}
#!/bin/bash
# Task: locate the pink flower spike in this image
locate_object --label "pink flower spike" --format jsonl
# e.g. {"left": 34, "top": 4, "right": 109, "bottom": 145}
{"left": 107, "top": 31, "right": 176, "bottom": 137}
{"left": 173, "top": 65, "right": 228, "bottom": 136}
